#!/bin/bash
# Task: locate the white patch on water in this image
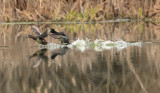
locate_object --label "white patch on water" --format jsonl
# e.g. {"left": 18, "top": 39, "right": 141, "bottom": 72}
{"left": 45, "top": 39, "right": 142, "bottom": 52}
{"left": 69, "top": 39, "right": 87, "bottom": 52}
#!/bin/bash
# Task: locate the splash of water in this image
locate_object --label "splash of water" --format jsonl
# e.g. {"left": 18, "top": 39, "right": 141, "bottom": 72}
{"left": 43, "top": 39, "right": 142, "bottom": 52}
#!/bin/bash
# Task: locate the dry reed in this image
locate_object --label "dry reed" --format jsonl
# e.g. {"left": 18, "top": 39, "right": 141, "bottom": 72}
{"left": 0, "top": 0, "right": 160, "bottom": 22}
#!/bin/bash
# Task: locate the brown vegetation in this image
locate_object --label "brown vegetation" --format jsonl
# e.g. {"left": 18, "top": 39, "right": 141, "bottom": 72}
{"left": 0, "top": 0, "right": 160, "bottom": 21}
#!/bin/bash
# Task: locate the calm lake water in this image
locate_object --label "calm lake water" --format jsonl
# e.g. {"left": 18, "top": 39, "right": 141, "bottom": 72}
{"left": 0, "top": 22, "right": 160, "bottom": 93}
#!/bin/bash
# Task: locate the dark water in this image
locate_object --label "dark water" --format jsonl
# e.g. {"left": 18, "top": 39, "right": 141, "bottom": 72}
{"left": 0, "top": 22, "right": 160, "bottom": 93}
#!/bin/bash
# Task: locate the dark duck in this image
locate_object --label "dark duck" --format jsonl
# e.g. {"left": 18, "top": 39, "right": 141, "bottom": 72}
{"left": 46, "top": 27, "right": 70, "bottom": 44}
{"left": 26, "top": 25, "right": 48, "bottom": 45}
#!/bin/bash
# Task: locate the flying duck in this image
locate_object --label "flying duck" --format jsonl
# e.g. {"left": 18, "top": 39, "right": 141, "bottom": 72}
{"left": 26, "top": 25, "right": 48, "bottom": 45}
{"left": 46, "top": 27, "right": 70, "bottom": 44}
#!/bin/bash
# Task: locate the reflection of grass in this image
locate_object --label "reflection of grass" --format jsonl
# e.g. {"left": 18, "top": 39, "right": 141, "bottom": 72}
{"left": 139, "top": 23, "right": 143, "bottom": 32}
{"left": 65, "top": 24, "right": 96, "bottom": 33}
{"left": 0, "top": 23, "right": 160, "bottom": 93}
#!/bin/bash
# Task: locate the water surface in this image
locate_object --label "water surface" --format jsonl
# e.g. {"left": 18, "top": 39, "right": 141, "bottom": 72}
{"left": 0, "top": 22, "right": 160, "bottom": 93}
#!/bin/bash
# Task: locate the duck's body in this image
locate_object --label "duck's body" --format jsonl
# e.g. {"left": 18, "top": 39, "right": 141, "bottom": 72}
{"left": 46, "top": 27, "right": 70, "bottom": 44}
{"left": 26, "top": 35, "right": 47, "bottom": 45}
{"left": 26, "top": 25, "right": 48, "bottom": 45}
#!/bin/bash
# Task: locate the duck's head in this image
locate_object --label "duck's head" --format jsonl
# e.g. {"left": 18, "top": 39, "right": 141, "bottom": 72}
{"left": 46, "top": 27, "right": 57, "bottom": 34}
{"left": 50, "top": 29, "right": 57, "bottom": 33}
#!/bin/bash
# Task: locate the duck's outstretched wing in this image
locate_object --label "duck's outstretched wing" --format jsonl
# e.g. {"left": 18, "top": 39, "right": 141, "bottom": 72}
{"left": 31, "top": 25, "right": 41, "bottom": 36}
{"left": 39, "top": 30, "right": 49, "bottom": 38}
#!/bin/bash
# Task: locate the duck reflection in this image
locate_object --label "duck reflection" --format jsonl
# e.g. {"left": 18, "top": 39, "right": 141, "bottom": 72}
{"left": 51, "top": 47, "right": 68, "bottom": 59}
{"left": 29, "top": 47, "right": 68, "bottom": 68}
{"left": 29, "top": 49, "right": 48, "bottom": 68}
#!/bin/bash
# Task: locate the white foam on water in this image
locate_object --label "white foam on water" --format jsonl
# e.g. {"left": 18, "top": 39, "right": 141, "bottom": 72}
{"left": 46, "top": 39, "right": 142, "bottom": 52}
